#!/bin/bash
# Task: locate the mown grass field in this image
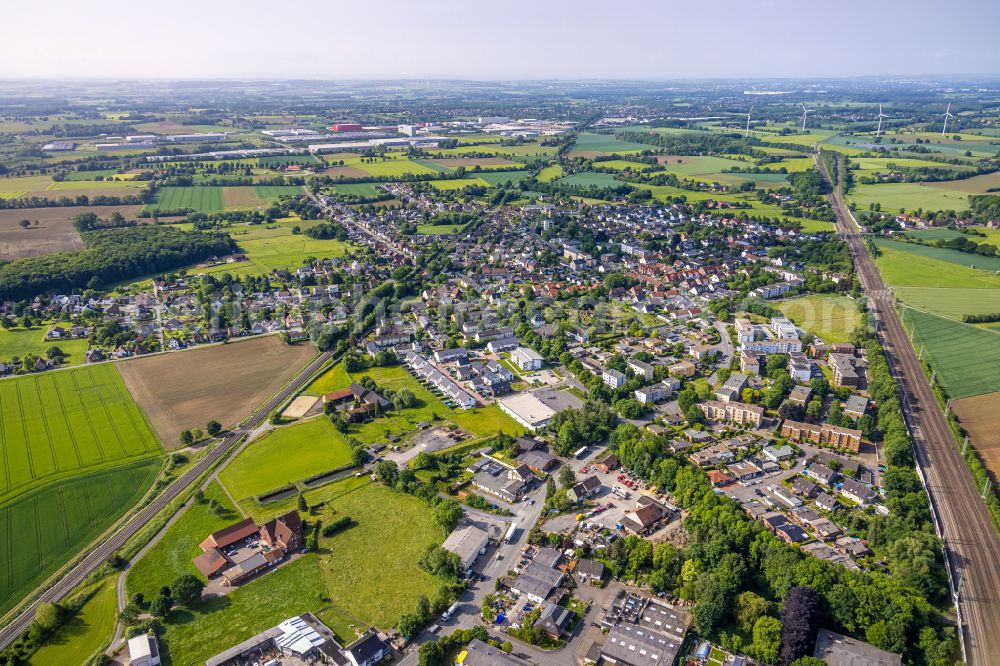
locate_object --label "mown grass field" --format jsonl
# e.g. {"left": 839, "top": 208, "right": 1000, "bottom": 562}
{"left": 304, "top": 363, "right": 520, "bottom": 444}
{"left": 569, "top": 132, "right": 651, "bottom": 156}
{"left": 894, "top": 287, "right": 1000, "bottom": 319}
{"left": 901, "top": 307, "right": 1000, "bottom": 399}
{"left": 556, "top": 172, "right": 626, "bottom": 188}
{"left": 0, "top": 459, "right": 161, "bottom": 616}
{"left": 200, "top": 216, "right": 349, "bottom": 276}
{"left": 313, "top": 481, "right": 442, "bottom": 639}
{"left": 776, "top": 294, "right": 862, "bottom": 343}
{"left": 873, "top": 239, "right": 1000, "bottom": 289}
{"left": 219, "top": 417, "right": 355, "bottom": 500}
{"left": 477, "top": 170, "right": 530, "bottom": 186}
{"left": 118, "top": 335, "right": 317, "bottom": 447}
{"left": 145, "top": 187, "right": 225, "bottom": 214}
{"left": 0, "top": 364, "right": 161, "bottom": 503}
{"left": 27, "top": 580, "right": 117, "bottom": 666}
{"left": 536, "top": 165, "right": 563, "bottom": 182}
{"left": 126, "top": 481, "right": 239, "bottom": 603}
{"left": 331, "top": 183, "right": 383, "bottom": 197}
{"left": 873, "top": 238, "right": 1000, "bottom": 273}
{"left": 848, "top": 182, "right": 971, "bottom": 213}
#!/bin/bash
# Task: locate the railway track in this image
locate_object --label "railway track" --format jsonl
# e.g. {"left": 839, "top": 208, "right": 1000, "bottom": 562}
{"left": 816, "top": 151, "right": 1000, "bottom": 663}
{"left": 0, "top": 350, "right": 333, "bottom": 651}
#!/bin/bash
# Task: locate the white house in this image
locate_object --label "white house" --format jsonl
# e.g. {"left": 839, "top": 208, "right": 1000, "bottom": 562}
{"left": 127, "top": 634, "right": 161, "bottom": 666}
{"left": 511, "top": 346, "right": 544, "bottom": 371}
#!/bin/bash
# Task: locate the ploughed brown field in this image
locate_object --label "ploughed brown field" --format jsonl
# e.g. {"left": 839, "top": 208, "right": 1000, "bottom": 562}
{"left": 951, "top": 391, "right": 1000, "bottom": 477}
{"left": 0, "top": 205, "right": 142, "bottom": 259}
{"left": 321, "top": 166, "right": 371, "bottom": 179}
{"left": 117, "top": 335, "right": 316, "bottom": 448}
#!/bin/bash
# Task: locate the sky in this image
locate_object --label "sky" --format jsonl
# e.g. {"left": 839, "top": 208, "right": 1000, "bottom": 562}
{"left": 4, "top": 0, "right": 999, "bottom": 80}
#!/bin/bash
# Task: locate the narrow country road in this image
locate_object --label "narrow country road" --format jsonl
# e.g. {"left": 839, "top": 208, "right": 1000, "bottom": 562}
{"left": 815, "top": 150, "right": 1000, "bottom": 664}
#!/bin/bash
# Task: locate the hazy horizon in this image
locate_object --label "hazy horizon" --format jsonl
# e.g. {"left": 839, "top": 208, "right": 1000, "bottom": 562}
{"left": 5, "top": 0, "right": 999, "bottom": 80}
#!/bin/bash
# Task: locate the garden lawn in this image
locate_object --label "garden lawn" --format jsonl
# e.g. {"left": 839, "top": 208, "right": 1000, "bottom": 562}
{"left": 0, "top": 327, "right": 88, "bottom": 365}
{"left": 776, "top": 294, "right": 862, "bottom": 344}
{"left": 157, "top": 556, "right": 328, "bottom": 666}
{"left": 28, "top": 581, "right": 117, "bottom": 666}
{"left": 126, "top": 481, "right": 239, "bottom": 602}
{"left": 219, "top": 418, "right": 355, "bottom": 500}
{"left": 901, "top": 307, "right": 1000, "bottom": 399}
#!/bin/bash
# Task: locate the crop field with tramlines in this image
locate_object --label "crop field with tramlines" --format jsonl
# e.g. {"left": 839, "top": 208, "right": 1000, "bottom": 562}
{"left": 0, "top": 459, "right": 161, "bottom": 616}
{"left": 0, "top": 364, "right": 161, "bottom": 504}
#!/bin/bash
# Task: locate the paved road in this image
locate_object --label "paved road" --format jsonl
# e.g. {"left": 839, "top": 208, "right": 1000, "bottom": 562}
{"left": 816, "top": 151, "right": 1000, "bottom": 663}
{"left": 0, "top": 350, "right": 334, "bottom": 650}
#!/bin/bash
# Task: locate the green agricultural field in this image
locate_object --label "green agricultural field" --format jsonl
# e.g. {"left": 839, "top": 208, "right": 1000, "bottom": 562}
{"left": 156, "top": 556, "right": 329, "bottom": 666}
{"left": 331, "top": 183, "right": 383, "bottom": 197}
{"left": 256, "top": 155, "right": 322, "bottom": 167}
{"left": 434, "top": 143, "right": 557, "bottom": 159}
{"left": 570, "top": 132, "right": 651, "bottom": 155}
{"left": 0, "top": 364, "right": 161, "bottom": 503}
{"left": 895, "top": 287, "right": 1000, "bottom": 320}
{"left": 126, "top": 481, "right": 239, "bottom": 602}
{"left": 0, "top": 175, "right": 54, "bottom": 198}
{"left": 303, "top": 363, "right": 520, "bottom": 444}
{"left": 873, "top": 238, "right": 1000, "bottom": 273}
{"left": 47, "top": 179, "right": 146, "bottom": 191}
{"left": 904, "top": 228, "right": 966, "bottom": 242}
{"left": 219, "top": 417, "right": 355, "bottom": 500}
{"left": 799, "top": 219, "right": 837, "bottom": 233}
{"left": 924, "top": 171, "right": 1000, "bottom": 194}
{"left": 427, "top": 177, "right": 490, "bottom": 191}
{"left": 61, "top": 169, "right": 129, "bottom": 181}
{"left": 536, "top": 165, "right": 563, "bottom": 182}
{"left": 356, "top": 158, "right": 439, "bottom": 178}
{"left": 0, "top": 459, "right": 161, "bottom": 616}
{"left": 556, "top": 172, "right": 626, "bottom": 188}
{"left": 203, "top": 216, "right": 349, "bottom": 276}
{"left": 27, "top": 580, "right": 117, "bottom": 666}
{"left": 312, "top": 481, "right": 442, "bottom": 638}
{"left": 252, "top": 185, "right": 305, "bottom": 199}
{"left": 410, "top": 159, "right": 452, "bottom": 173}
{"left": 848, "top": 182, "right": 971, "bottom": 213}
{"left": 0, "top": 327, "right": 89, "bottom": 366}
{"left": 776, "top": 294, "right": 862, "bottom": 343}
{"left": 901, "top": 307, "right": 1000, "bottom": 399}
{"left": 760, "top": 130, "right": 839, "bottom": 147}
{"left": 477, "top": 170, "right": 530, "bottom": 186}
{"left": 593, "top": 160, "right": 656, "bottom": 172}
{"left": 145, "top": 187, "right": 225, "bottom": 214}
{"left": 873, "top": 239, "right": 1000, "bottom": 288}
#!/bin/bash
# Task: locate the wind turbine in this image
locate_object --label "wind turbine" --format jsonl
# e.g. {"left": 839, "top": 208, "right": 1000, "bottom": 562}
{"left": 875, "top": 104, "right": 889, "bottom": 138}
{"left": 745, "top": 106, "right": 754, "bottom": 136}
{"left": 941, "top": 102, "right": 955, "bottom": 136}
{"left": 800, "top": 104, "right": 813, "bottom": 132}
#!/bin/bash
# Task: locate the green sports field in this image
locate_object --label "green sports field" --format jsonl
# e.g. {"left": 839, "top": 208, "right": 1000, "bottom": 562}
{"left": 144, "top": 186, "right": 225, "bottom": 213}
{"left": 219, "top": 417, "right": 355, "bottom": 500}
{"left": 901, "top": 307, "right": 1000, "bottom": 399}
{"left": 776, "top": 294, "right": 862, "bottom": 343}
{"left": 0, "top": 364, "right": 161, "bottom": 504}
{"left": 0, "top": 459, "right": 161, "bottom": 616}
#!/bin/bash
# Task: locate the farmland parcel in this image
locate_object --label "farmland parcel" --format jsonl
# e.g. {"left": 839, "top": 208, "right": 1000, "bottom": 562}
{"left": 117, "top": 336, "right": 317, "bottom": 447}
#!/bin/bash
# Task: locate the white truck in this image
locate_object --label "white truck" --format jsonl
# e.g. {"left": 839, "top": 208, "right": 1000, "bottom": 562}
{"left": 504, "top": 523, "right": 518, "bottom": 544}
{"left": 442, "top": 602, "right": 460, "bottom": 621}
{"left": 612, "top": 485, "right": 630, "bottom": 500}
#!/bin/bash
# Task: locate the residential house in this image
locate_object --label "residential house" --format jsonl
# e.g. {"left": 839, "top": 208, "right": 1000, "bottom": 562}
{"left": 568, "top": 476, "right": 602, "bottom": 503}
{"left": 602, "top": 368, "right": 626, "bottom": 389}
{"left": 781, "top": 420, "right": 862, "bottom": 452}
